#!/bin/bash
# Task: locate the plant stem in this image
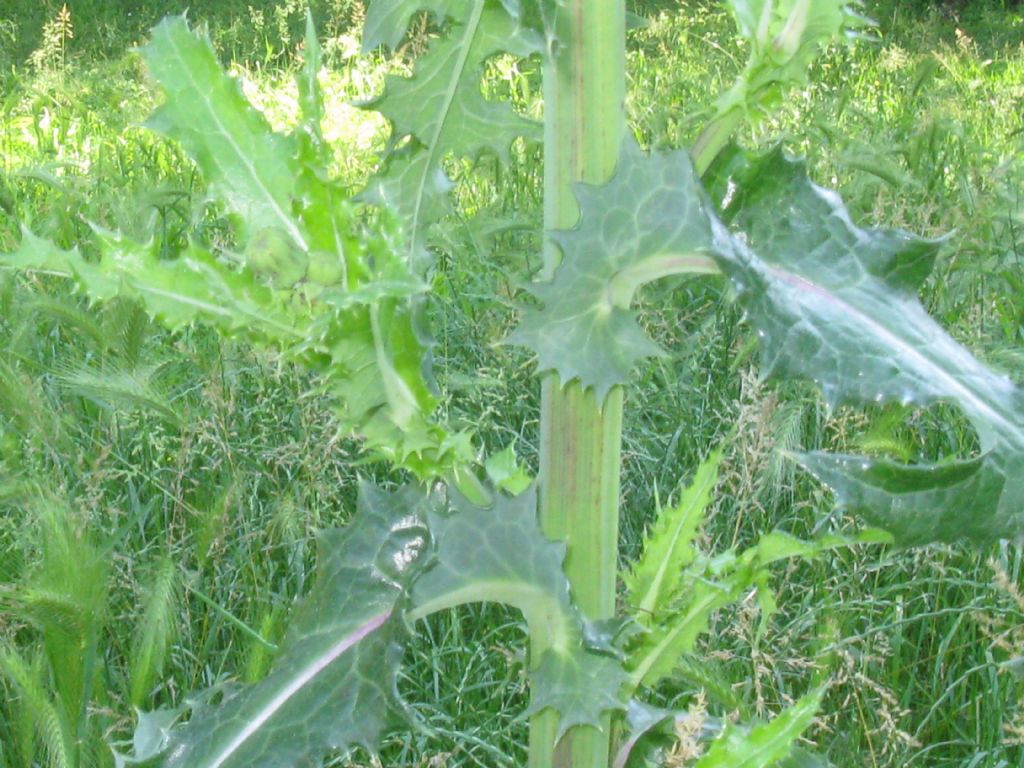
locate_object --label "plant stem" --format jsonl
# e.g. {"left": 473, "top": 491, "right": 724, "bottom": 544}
{"left": 529, "top": 2, "right": 625, "bottom": 767}
{"left": 691, "top": 106, "right": 743, "bottom": 177}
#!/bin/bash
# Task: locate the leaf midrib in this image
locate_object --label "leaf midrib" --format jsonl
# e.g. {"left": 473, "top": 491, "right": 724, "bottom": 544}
{"left": 158, "top": 24, "right": 308, "bottom": 252}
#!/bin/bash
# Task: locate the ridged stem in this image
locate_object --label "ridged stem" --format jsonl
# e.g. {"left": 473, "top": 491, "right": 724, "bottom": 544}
{"left": 528, "top": 2, "right": 625, "bottom": 767}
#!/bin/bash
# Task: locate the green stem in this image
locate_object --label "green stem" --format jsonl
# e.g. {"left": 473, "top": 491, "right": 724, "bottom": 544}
{"left": 530, "top": 3, "right": 625, "bottom": 767}
{"left": 607, "top": 252, "right": 720, "bottom": 308}
{"left": 691, "top": 106, "right": 744, "bottom": 177}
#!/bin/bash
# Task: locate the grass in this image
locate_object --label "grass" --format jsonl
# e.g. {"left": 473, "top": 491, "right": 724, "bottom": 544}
{"left": 1, "top": 0, "right": 1023, "bottom": 766}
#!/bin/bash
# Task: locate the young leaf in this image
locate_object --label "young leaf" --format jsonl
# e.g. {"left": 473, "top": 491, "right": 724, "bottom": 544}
{"left": 624, "top": 450, "right": 723, "bottom": 622}
{"left": 721, "top": 0, "right": 871, "bottom": 113}
{"left": 626, "top": 526, "right": 879, "bottom": 690}
{"left": 116, "top": 483, "right": 433, "bottom": 768}
{"left": 484, "top": 443, "right": 533, "bottom": 495}
{"left": 693, "top": 1, "right": 872, "bottom": 171}
{"left": 694, "top": 687, "right": 824, "bottom": 768}
{"left": 410, "top": 487, "right": 628, "bottom": 737}
{"left": 627, "top": 575, "right": 737, "bottom": 689}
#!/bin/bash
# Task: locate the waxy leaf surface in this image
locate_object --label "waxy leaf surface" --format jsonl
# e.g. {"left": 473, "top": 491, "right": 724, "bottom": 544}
{"left": 518, "top": 137, "right": 1024, "bottom": 545}
{"left": 411, "top": 487, "right": 628, "bottom": 737}
{"left": 119, "top": 484, "right": 433, "bottom": 768}
{"left": 508, "top": 139, "right": 719, "bottom": 399}
{"left": 709, "top": 147, "right": 1024, "bottom": 544}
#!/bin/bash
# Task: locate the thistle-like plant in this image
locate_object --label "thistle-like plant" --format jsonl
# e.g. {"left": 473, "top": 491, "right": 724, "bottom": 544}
{"left": 2, "top": 2, "right": 1023, "bottom": 767}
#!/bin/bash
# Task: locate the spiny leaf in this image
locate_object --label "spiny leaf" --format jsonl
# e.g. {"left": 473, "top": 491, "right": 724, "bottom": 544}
{"left": 362, "top": 0, "right": 455, "bottom": 52}
{"left": 140, "top": 16, "right": 306, "bottom": 250}
{"left": 627, "top": 575, "right": 737, "bottom": 689}
{"left": 525, "top": 135, "right": 1024, "bottom": 545}
{"left": 4, "top": 227, "right": 301, "bottom": 341}
{"left": 118, "top": 483, "right": 433, "bottom": 768}
{"left": 795, "top": 452, "right": 1017, "bottom": 546}
{"left": 525, "top": 643, "right": 626, "bottom": 738}
{"left": 410, "top": 487, "right": 628, "bottom": 737}
{"left": 2, "top": 16, "right": 470, "bottom": 479}
{"left": 694, "top": 688, "right": 824, "bottom": 768}
{"left": 507, "top": 138, "right": 720, "bottom": 398}
{"left": 362, "top": 1, "right": 542, "bottom": 267}
{"left": 484, "top": 443, "right": 533, "bottom": 495}
{"left": 371, "top": 4, "right": 541, "bottom": 164}
{"left": 625, "top": 450, "right": 723, "bottom": 621}
{"left": 360, "top": 145, "right": 454, "bottom": 271}
{"left": 707, "top": 146, "right": 1024, "bottom": 544}
{"left": 627, "top": 525, "right": 880, "bottom": 690}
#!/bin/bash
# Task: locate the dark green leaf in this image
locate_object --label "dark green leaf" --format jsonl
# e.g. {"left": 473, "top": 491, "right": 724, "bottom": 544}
{"left": 117, "top": 484, "right": 433, "bottom": 768}
{"left": 709, "top": 146, "right": 1024, "bottom": 544}
{"left": 411, "top": 487, "right": 628, "bottom": 736}
{"left": 508, "top": 139, "right": 719, "bottom": 398}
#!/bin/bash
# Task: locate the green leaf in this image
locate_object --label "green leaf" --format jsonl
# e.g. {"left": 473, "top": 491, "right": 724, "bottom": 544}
{"left": 139, "top": 16, "right": 307, "bottom": 251}
{"left": 363, "top": 0, "right": 555, "bottom": 51}
{"left": 693, "top": 1, "right": 872, "bottom": 171}
{"left": 117, "top": 483, "right": 433, "bottom": 768}
{"left": 694, "top": 688, "right": 824, "bottom": 768}
{"left": 362, "top": 1, "right": 542, "bottom": 267}
{"left": 526, "top": 644, "right": 627, "bottom": 737}
{"left": 624, "top": 450, "right": 723, "bottom": 622}
{"left": 507, "top": 138, "right": 720, "bottom": 399}
{"left": 2, "top": 16, "right": 472, "bottom": 480}
{"left": 371, "top": 4, "right": 541, "bottom": 164}
{"left": 297, "top": 12, "right": 325, "bottom": 148}
{"left": 627, "top": 574, "right": 737, "bottom": 689}
{"left": 719, "top": 0, "right": 872, "bottom": 120}
{"left": 626, "top": 524, "right": 876, "bottom": 690}
{"left": 360, "top": 145, "right": 455, "bottom": 272}
{"left": 525, "top": 134, "right": 1024, "bottom": 545}
{"left": 3, "top": 227, "right": 303, "bottom": 341}
{"left": 708, "top": 146, "right": 1024, "bottom": 544}
{"left": 362, "top": 0, "right": 455, "bottom": 51}
{"left": 410, "top": 487, "right": 628, "bottom": 737}
{"left": 611, "top": 700, "right": 674, "bottom": 768}
{"left": 484, "top": 443, "right": 533, "bottom": 495}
